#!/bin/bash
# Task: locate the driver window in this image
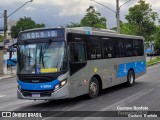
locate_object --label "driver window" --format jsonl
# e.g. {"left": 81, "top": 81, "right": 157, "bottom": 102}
{"left": 70, "top": 43, "right": 86, "bottom": 62}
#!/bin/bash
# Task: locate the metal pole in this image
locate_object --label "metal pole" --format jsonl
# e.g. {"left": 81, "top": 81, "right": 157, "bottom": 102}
{"left": 116, "top": 0, "right": 120, "bottom": 33}
{"left": 4, "top": 10, "right": 7, "bottom": 40}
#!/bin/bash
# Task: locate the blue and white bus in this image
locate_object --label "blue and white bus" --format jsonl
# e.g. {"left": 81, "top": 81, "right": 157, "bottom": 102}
{"left": 9, "top": 27, "right": 146, "bottom": 100}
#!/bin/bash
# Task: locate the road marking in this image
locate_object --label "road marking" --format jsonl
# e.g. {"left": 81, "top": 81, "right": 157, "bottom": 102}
{"left": 0, "top": 95, "right": 6, "bottom": 97}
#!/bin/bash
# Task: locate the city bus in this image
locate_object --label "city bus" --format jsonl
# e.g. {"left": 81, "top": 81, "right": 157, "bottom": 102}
{"left": 9, "top": 27, "right": 146, "bottom": 100}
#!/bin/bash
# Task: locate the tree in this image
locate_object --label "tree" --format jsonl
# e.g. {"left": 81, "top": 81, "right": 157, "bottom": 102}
{"left": 81, "top": 6, "right": 107, "bottom": 28}
{"left": 67, "top": 6, "right": 107, "bottom": 29}
{"left": 11, "top": 17, "right": 45, "bottom": 38}
{"left": 125, "top": 0, "right": 158, "bottom": 41}
{"left": 0, "top": 35, "right": 4, "bottom": 42}
{"left": 154, "top": 26, "right": 160, "bottom": 53}
{"left": 111, "top": 21, "right": 135, "bottom": 34}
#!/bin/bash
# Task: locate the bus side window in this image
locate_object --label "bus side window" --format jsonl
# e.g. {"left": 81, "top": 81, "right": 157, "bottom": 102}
{"left": 88, "top": 36, "right": 101, "bottom": 59}
{"left": 114, "top": 39, "right": 125, "bottom": 58}
{"left": 133, "top": 40, "right": 144, "bottom": 56}
{"left": 124, "top": 40, "right": 133, "bottom": 57}
{"left": 102, "top": 38, "right": 114, "bottom": 58}
{"left": 139, "top": 40, "right": 144, "bottom": 56}
{"left": 70, "top": 43, "right": 86, "bottom": 62}
{"left": 133, "top": 40, "right": 139, "bottom": 56}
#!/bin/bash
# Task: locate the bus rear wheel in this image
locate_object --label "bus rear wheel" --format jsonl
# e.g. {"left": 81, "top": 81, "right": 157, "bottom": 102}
{"left": 126, "top": 70, "right": 135, "bottom": 87}
{"left": 88, "top": 77, "right": 99, "bottom": 99}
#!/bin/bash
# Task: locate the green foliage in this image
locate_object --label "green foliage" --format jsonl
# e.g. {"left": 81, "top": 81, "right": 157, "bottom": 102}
{"left": 154, "top": 26, "right": 160, "bottom": 51}
{"left": 0, "top": 35, "right": 4, "bottom": 42}
{"left": 125, "top": 0, "right": 158, "bottom": 41}
{"left": 119, "top": 21, "right": 136, "bottom": 35}
{"left": 111, "top": 21, "right": 138, "bottom": 35}
{"left": 147, "top": 57, "right": 160, "bottom": 66}
{"left": 81, "top": 6, "right": 106, "bottom": 28}
{"left": 67, "top": 6, "right": 107, "bottom": 29}
{"left": 120, "top": 22, "right": 131, "bottom": 34}
{"left": 11, "top": 17, "right": 45, "bottom": 38}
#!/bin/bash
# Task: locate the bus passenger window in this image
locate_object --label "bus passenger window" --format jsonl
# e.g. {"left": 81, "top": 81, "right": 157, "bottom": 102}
{"left": 124, "top": 40, "right": 133, "bottom": 57}
{"left": 101, "top": 38, "right": 114, "bottom": 58}
{"left": 133, "top": 40, "right": 144, "bottom": 56}
{"left": 88, "top": 36, "right": 101, "bottom": 59}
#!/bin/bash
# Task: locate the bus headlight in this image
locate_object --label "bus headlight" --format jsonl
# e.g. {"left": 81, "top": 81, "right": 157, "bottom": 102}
{"left": 54, "top": 79, "right": 67, "bottom": 92}
{"left": 60, "top": 80, "right": 67, "bottom": 86}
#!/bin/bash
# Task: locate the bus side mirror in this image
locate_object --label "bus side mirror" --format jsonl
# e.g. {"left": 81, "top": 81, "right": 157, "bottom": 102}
{"left": 9, "top": 49, "right": 12, "bottom": 59}
{"left": 9, "top": 43, "right": 17, "bottom": 63}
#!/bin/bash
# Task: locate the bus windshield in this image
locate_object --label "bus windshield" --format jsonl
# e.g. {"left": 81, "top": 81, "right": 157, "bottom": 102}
{"left": 18, "top": 41, "right": 67, "bottom": 74}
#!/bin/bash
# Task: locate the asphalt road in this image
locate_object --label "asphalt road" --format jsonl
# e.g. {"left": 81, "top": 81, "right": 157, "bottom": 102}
{"left": 0, "top": 64, "right": 160, "bottom": 120}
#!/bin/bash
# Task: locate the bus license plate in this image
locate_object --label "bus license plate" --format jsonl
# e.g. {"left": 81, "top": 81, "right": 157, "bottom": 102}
{"left": 32, "top": 93, "right": 40, "bottom": 97}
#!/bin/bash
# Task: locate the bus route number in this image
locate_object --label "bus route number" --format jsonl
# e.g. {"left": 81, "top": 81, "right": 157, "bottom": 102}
{"left": 26, "top": 30, "right": 57, "bottom": 39}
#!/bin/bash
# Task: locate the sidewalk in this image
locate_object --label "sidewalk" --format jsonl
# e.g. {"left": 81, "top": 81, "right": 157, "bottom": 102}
{"left": 0, "top": 67, "right": 16, "bottom": 80}
{"left": 0, "top": 74, "right": 16, "bottom": 80}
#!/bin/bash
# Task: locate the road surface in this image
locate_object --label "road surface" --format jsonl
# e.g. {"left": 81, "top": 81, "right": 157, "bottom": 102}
{"left": 0, "top": 64, "right": 160, "bottom": 120}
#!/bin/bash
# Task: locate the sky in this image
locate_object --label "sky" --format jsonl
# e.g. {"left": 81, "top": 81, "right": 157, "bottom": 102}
{"left": 0, "top": 0, "right": 160, "bottom": 30}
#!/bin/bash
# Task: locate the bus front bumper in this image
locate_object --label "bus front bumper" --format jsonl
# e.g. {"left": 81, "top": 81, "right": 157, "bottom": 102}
{"left": 17, "top": 84, "right": 70, "bottom": 100}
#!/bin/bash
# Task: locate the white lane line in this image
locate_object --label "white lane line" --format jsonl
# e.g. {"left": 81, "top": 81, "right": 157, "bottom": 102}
{"left": 0, "top": 95, "right": 6, "bottom": 97}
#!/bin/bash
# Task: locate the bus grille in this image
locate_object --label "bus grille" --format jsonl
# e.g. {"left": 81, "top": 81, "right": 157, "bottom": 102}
{"left": 21, "top": 90, "right": 53, "bottom": 97}
{"left": 20, "top": 77, "right": 53, "bottom": 83}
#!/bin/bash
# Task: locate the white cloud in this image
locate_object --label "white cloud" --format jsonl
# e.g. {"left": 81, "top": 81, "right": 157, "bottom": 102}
{"left": 146, "top": 0, "right": 160, "bottom": 9}
{"left": 25, "top": 6, "right": 36, "bottom": 11}
{"left": 31, "top": 0, "right": 116, "bottom": 17}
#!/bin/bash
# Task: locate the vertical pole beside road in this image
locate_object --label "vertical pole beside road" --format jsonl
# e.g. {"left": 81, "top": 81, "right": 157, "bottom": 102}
{"left": 3, "top": 10, "right": 7, "bottom": 40}
{"left": 116, "top": 0, "right": 120, "bottom": 33}
{"left": 3, "top": 10, "right": 8, "bottom": 75}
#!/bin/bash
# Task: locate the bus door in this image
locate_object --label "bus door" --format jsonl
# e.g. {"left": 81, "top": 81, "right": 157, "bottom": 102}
{"left": 69, "top": 42, "right": 87, "bottom": 97}
{"left": 101, "top": 38, "right": 115, "bottom": 87}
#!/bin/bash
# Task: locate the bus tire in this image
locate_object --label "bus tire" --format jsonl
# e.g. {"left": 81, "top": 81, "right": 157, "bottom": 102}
{"left": 88, "top": 77, "right": 99, "bottom": 99}
{"left": 126, "top": 70, "right": 135, "bottom": 87}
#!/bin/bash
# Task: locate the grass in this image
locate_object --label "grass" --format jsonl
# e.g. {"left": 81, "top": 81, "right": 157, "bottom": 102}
{"left": 147, "top": 56, "right": 160, "bottom": 66}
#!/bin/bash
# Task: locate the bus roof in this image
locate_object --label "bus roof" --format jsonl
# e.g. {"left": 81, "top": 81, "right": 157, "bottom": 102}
{"left": 19, "top": 27, "right": 64, "bottom": 33}
{"left": 66, "top": 27, "right": 144, "bottom": 40}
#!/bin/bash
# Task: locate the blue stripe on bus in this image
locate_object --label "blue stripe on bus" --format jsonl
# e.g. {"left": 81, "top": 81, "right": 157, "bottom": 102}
{"left": 116, "top": 61, "right": 146, "bottom": 78}
{"left": 18, "top": 79, "right": 60, "bottom": 90}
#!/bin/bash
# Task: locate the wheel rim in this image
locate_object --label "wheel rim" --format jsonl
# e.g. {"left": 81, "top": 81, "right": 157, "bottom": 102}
{"left": 90, "top": 82, "right": 97, "bottom": 95}
{"left": 130, "top": 74, "right": 134, "bottom": 84}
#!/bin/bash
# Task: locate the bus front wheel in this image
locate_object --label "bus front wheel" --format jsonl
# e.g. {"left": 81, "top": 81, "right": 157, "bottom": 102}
{"left": 126, "top": 70, "right": 135, "bottom": 87}
{"left": 88, "top": 77, "right": 99, "bottom": 99}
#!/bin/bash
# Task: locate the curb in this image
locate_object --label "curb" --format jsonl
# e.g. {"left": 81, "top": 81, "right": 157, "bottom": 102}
{"left": 147, "top": 61, "right": 160, "bottom": 67}
{"left": 0, "top": 74, "right": 16, "bottom": 80}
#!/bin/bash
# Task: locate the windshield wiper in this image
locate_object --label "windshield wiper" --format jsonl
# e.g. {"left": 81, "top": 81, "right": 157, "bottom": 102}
{"left": 39, "top": 39, "right": 52, "bottom": 68}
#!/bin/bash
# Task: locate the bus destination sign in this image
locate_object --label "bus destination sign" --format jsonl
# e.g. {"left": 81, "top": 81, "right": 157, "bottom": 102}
{"left": 19, "top": 29, "right": 63, "bottom": 40}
